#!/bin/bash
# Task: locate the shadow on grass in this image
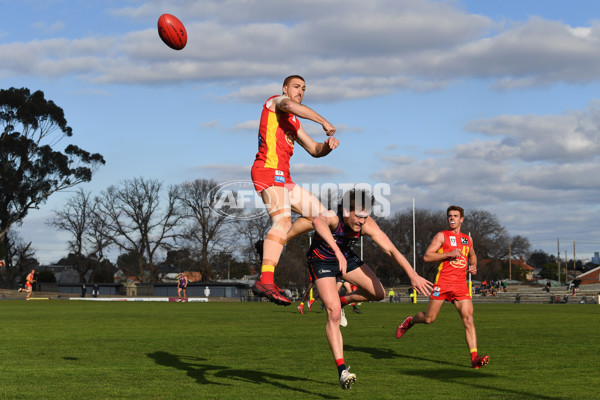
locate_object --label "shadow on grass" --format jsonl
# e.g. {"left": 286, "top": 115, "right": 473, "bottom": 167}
{"left": 344, "top": 346, "right": 558, "bottom": 400}
{"left": 148, "top": 351, "right": 337, "bottom": 399}
{"left": 403, "top": 368, "right": 558, "bottom": 400}
{"left": 345, "top": 345, "right": 464, "bottom": 367}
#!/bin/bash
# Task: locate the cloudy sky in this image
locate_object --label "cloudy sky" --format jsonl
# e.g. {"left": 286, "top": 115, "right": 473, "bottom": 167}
{"left": 3, "top": 0, "right": 600, "bottom": 264}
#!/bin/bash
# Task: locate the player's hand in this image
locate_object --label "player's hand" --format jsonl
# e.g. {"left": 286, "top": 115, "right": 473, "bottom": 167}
{"left": 322, "top": 121, "right": 336, "bottom": 136}
{"left": 411, "top": 275, "right": 433, "bottom": 297}
{"left": 324, "top": 137, "right": 339, "bottom": 150}
{"left": 449, "top": 249, "right": 462, "bottom": 259}
{"left": 468, "top": 264, "right": 477, "bottom": 275}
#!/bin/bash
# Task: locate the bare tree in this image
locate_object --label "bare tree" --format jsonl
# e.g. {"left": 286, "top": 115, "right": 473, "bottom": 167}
{"left": 508, "top": 235, "right": 531, "bottom": 260}
{"left": 0, "top": 229, "right": 38, "bottom": 288}
{"left": 48, "top": 189, "right": 92, "bottom": 255}
{"left": 235, "top": 211, "right": 271, "bottom": 269}
{"left": 462, "top": 208, "right": 510, "bottom": 260}
{"left": 175, "top": 178, "right": 240, "bottom": 281}
{"left": 47, "top": 189, "right": 113, "bottom": 282}
{"left": 95, "top": 178, "right": 181, "bottom": 282}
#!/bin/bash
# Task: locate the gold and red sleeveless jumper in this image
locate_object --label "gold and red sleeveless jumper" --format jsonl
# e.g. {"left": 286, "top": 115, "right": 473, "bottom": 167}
{"left": 430, "top": 230, "right": 472, "bottom": 301}
{"left": 251, "top": 95, "right": 300, "bottom": 192}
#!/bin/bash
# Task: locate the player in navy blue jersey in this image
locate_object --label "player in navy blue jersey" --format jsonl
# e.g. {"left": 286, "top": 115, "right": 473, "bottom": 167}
{"left": 308, "top": 189, "right": 433, "bottom": 390}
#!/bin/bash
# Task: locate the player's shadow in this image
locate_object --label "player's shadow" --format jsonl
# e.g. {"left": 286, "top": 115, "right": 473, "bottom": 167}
{"left": 148, "top": 351, "right": 337, "bottom": 399}
{"left": 345, "top": 344, "right": 464, "bottom": 367}
{"left": 403, "top": 368, "right": 555, "bottom": 400}
{"left": 148, "top": 351, "right": 230, "bottom": 386}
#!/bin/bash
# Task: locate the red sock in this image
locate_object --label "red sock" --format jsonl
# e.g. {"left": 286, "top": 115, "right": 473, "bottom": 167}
{"left": 340, "top": 296, "right": 349, "bottom": 307}
{"left": 470, "top": 349, "right": 478, "bottom": 361}
{"left": 260, "top": 266, "right": 275, "bottom": 285}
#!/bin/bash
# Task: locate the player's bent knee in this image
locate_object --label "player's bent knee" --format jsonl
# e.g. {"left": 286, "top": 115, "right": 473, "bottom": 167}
{"left": 272, "top": 215, "right": 292, "bottom": 233}
{"left": 423, "top": 315, "right": 437, "bottom": 324}
{"left": 366, "top": 283, "right": 385, "bottom": 301}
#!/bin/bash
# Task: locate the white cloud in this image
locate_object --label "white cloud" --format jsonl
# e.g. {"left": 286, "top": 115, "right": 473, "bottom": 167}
{"left": 461, "top": 101, "right": 600, "bottom": 162}
{"left": 31, "top": 20, "right": 65, "bottom": 34}
{"left": 4, "top": 1, "right": 600, "bottom": 92}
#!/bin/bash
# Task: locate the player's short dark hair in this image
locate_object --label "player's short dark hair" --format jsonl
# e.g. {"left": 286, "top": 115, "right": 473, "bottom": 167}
{"left": 283, "top": 75, "right": 305, "bottom": 86}
{"left": 447, "top": 205, "right": 464, "bottom": 218}
{"left": 339, "top": 189, "right": 375, "bottom": 214}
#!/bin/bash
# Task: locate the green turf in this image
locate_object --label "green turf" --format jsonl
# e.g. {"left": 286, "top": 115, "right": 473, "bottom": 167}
{"left": 0, "top": 300, "right": 598, "bottom": 399}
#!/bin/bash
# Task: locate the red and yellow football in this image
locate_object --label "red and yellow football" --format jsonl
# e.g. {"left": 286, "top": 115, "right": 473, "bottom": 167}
{"left": 157, "top": 14, "right": 187, "bottom": 50}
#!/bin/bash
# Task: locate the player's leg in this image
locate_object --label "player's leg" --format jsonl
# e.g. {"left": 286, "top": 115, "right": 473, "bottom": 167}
{"left": 454, "top": 299, "right": 489, "bottom": 368}
{"left": 308, "top": 285, "right": 315, "bottom": 311}
{"left": 396, "top": 298, "right": 444, "bottom": 339}
{"left": 344, "top": 282, "right": 361, "bottom": 313}
{"left": 298, "top": 282, "right": 312, "bottom": 314}
{"left": 315, "top": 276, "right": 356, "bottom": 390}
{"left": 252, "top": 186, "right": 293, "bottom": 305}
{"left": 413, "top": 298, "right": 444, "bottom": 324}
{"left": 289, "top": 185, "right": 327, "bottom": 229}
{"left": 340, "top": 264, "right": 385, "bottom": 304}
{"left": 287, "top": 216, "right": 314, "bottom": 242}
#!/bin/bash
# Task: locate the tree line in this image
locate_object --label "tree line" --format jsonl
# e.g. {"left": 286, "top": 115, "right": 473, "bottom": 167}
{"left": 4, "top": 176, "right": 538, "bottom": 289}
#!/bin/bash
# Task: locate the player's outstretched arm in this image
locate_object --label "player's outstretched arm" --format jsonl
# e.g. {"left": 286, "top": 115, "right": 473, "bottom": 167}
{"left": 363, "top": 218, "right": 433, "bottom": 296}
{"left": 296, "top": 127, "right": 339, "bottom": 158}
{"left": 276, "top": 96, "right": 336, "bottom": 136}
{"left": 424, "top": 231, "right": 460, "bottom": 263}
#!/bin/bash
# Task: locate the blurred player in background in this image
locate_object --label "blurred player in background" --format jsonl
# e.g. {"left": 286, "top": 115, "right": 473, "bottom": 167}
{"left": 297, "top": 281, "right": 316, "bottom": 314}
{"left": 17, "top": 269, "right": 36, "bottom": 300}
{"left": 177, "top": 272, "right": 189, "bottom": 302}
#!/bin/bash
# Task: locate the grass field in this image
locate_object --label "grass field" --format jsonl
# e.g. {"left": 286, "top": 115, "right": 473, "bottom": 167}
{"left": 0, "top": 300, "right": 598, "bottom": 400}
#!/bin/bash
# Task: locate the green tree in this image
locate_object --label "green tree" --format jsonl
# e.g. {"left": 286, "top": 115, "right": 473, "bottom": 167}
{"left": 37, "top": 270, "right": 57, "bottom": 283}
{"left": 0, "top": 87, "right": 105, "bottom": 258}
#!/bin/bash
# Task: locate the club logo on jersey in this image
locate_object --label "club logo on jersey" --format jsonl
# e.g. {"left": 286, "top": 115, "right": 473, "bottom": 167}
{"left": 432, "top": 286, "right": 441, "bottom": 297}
{"left": 450, "top": 256, "right": 467, "bottom": 269}
{"left": 450, "top": 236, "right": 457, "bottom": 247}
{"left": 461, "top": 238, "right": 469, "bottom": 245}
{"left": 275, "top": 170, "right": 284, "bottom": 176}
{"left": 285, "top": 131, "right": 296, "bottom": 147}
{"left": 274, "top": 176, "right": 285, "bottom": 183}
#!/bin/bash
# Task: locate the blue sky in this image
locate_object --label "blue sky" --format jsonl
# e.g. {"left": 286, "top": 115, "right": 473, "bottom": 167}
{"left": 2, "top": 0, "right": 600, "bottom": 264}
